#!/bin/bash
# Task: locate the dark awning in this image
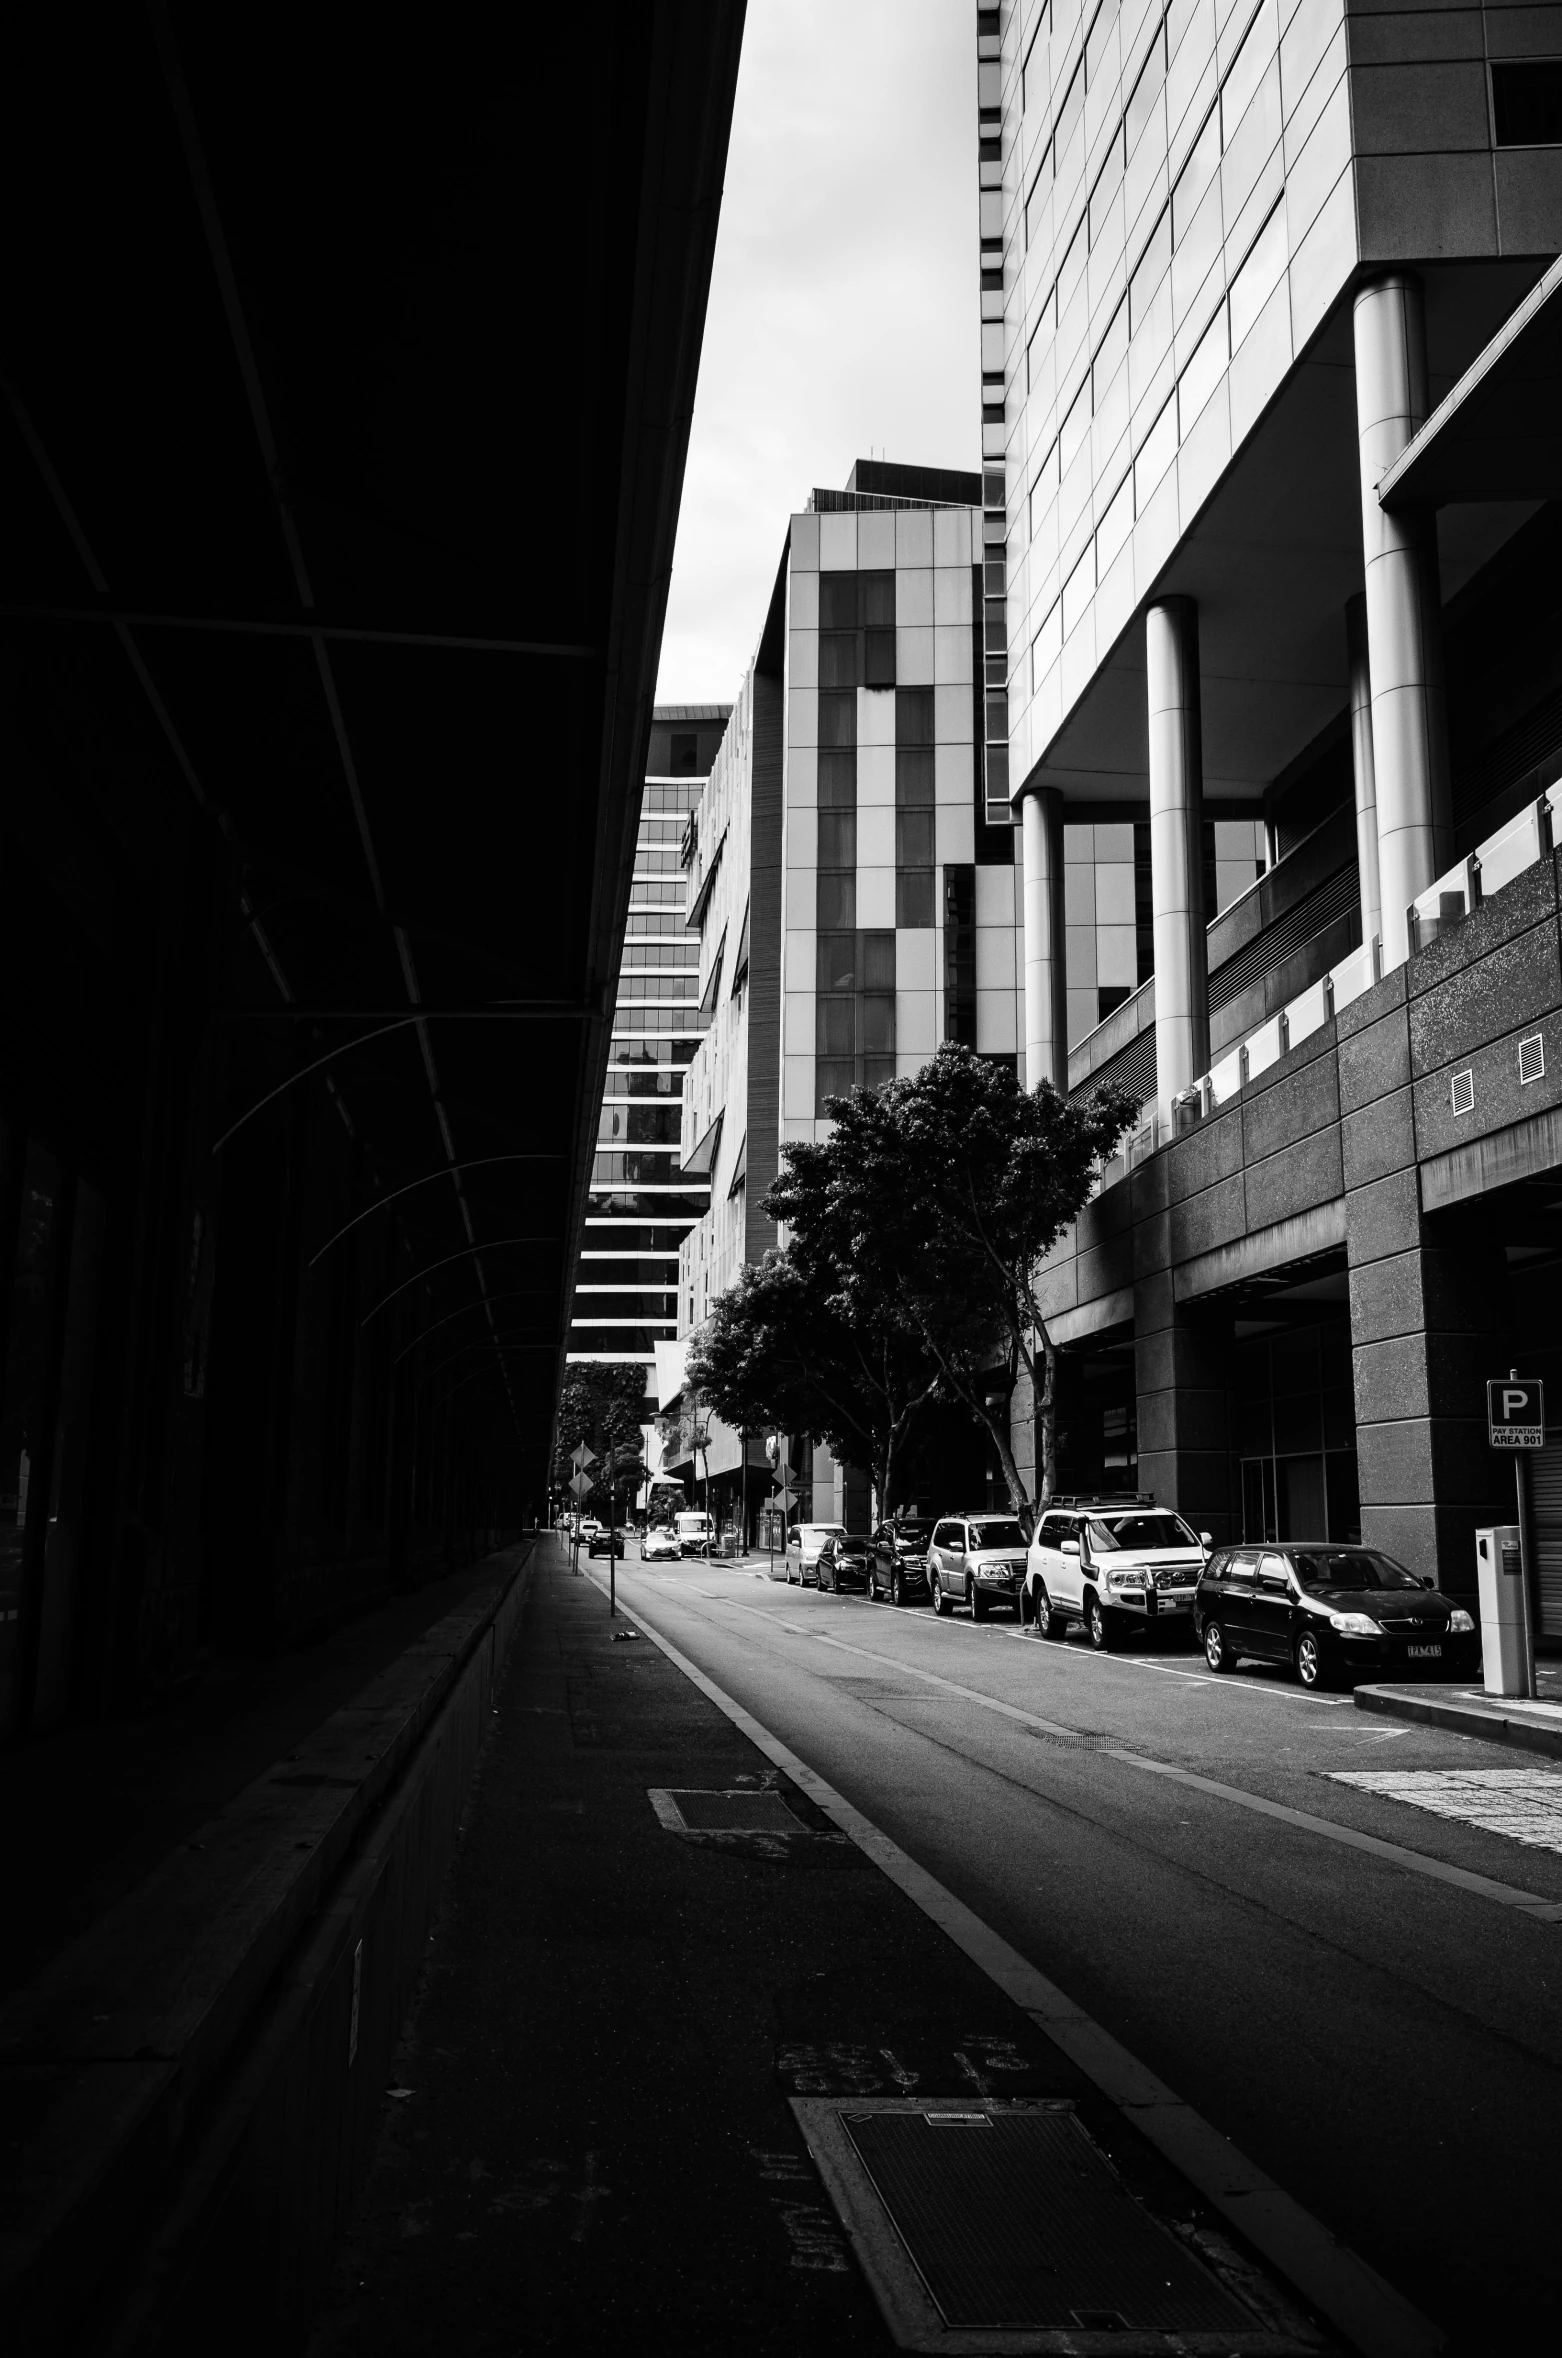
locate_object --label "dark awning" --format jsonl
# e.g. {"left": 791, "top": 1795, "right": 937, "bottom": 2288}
{"left": 731, "top": 898, "right": 750, "bottom": 993}
{"left": 684, "top": 1110, "right": 723, "bottom": 1177}
{"left": 727, "top": 1132, "right": 747, "bottom": 1197}
{"left": 1380, "top": 251, "right": 1562, "bottom": 508}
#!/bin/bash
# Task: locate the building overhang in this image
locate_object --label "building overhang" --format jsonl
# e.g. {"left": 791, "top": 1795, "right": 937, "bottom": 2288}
{"left": 1380, "top": 251, "right": 1562, "bottom": 509}
{"left": 1016, "top": 263, "right": 1547, "bottom": 817}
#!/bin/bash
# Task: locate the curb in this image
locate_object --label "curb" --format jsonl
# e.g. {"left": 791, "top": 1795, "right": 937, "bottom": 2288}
{"left": 1354, "top": 1682, "right": 1562, "bottom": 1760}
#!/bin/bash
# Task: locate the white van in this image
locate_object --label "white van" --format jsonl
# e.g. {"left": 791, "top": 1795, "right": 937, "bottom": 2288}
{"left": 675, "top": 1510, "right": 715, "bottom": 1556}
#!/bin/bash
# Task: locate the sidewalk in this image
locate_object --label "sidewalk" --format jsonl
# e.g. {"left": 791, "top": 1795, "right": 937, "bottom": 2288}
{"left": 305, "top": 1538, "right": 1326, "bottom": 2358}
{"left": 2, "top": 1548, "right": 531, "bottom": 2007}
{"left": 1356, "top": 1660, "right": 1562, "bottom": 1758}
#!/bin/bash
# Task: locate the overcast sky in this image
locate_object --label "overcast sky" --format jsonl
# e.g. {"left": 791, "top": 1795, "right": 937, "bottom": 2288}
{"left": 655, "top": 0, "right": 980, "bottom": 708}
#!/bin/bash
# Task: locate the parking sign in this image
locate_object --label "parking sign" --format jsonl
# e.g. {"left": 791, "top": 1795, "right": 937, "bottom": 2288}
{"left": 1487, "top": 1376, "right": 1545, "bottom": 1449}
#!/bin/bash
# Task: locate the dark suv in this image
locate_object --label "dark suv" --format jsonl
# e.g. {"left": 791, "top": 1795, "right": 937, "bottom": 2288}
{"left": 867, "top": 1519, "right": 936, "bottom": 1605}
{"left": 1195, "top": 1543, "right": 1479, "bottom": 1688}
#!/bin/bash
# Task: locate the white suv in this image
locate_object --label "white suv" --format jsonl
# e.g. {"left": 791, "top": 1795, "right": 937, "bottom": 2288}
{"left": 926, "top": 1513, "right": 1031, "bottom": 1620}
{"left": 1025, "top": 1497, "right": 1209, "bottom": 1650}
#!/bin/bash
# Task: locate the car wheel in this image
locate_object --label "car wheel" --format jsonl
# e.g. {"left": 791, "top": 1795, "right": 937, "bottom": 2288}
{"left": 891, "top": 1567, "right": 904, "bottom": 1608}
{"left": 1295, "top": 1629, "right": 1329, "bottom": 1690}
{"left": 969, "top": 1576, "right": 989, "bottom": 1623}
{"left": 931, "top": 1572, "right": 949, "bottom": 1617}
{"left": 1035, "top": 1582, "right": 1067, "bottom": 1642}
{"left": 1203, "top": 1618, "right": 1237, "bottom": 1673}
{"left": 1087, "top": 1593, "right": 1117, "bottom": 1652}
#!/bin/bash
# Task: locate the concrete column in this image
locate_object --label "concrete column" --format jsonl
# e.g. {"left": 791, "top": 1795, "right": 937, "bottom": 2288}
{"left": 1020, "top": 787, "right": 1066, "bottom": 1089}
{"left": 1353, "top": 274, "right": 1452, "bottom": 971}
{"left": 1345, "top": 593, "right": 1381, "bottom": 958}
{"left": 1145, "top": 598, "right": 1208, "bottom": 1110}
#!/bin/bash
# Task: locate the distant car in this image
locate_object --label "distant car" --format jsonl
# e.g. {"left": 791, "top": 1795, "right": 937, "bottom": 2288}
{"left": 675, "top": 1509, "right": 715, "bottom": 1556}
{"left": 926, "top": 1514, "right": 1030, "bottom": 1619}
{"left": 578, "top": 1516, "right": 602, "bottom": 1541}
{"left": 587, "top": 1528, "right": 623, "bottom": 1558}
{"left": 640, "top": 1526, "right": 681, "bottom": 1562}
{"left": 815, "top": 1534, "right": 871, "bottom": 1592}
{"left": 784, "top": 1522, "right": 847, "bottom": 1585}
{"left": 1026, "top": 1497, "right": 1207, "bottom": 1649}
{"left": 1196, "top": 1544, "right": 1479, "bottom": 1689}
{"left": 867, "top": 1520, "right": 935, "bottom": 1606}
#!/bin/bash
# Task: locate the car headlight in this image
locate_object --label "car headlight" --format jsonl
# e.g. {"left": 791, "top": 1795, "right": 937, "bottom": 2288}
{"left": 1107, "top": 1570, "right": 1145, "bottom": 1590}
{"left": 1329, "top": 1610, "right": 1380, "bottom": 1635}
{"left": 1448, "top": 1608, "right": 1475, "bottom": 1633}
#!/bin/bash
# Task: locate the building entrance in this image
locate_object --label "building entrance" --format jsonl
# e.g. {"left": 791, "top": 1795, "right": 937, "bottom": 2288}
{"left": 1232, "top": 1320, "right": 1358, "bottom": 1545}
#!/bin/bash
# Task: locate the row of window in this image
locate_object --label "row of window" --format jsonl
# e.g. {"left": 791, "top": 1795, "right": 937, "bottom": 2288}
{"left": 616, "top": 974, "right": 702, "bottom": 1002}
{"left": 1028, "top": 197, "right": 1286, "bottom": 683}
{"left": 599, "top": 1103, "right": 683, "bottom": 1144}
{"left": 622, "top": 943, "right": 699, "bottom": 970}
{"left": 643, "top": 781, "right": 703, "bottom": 811}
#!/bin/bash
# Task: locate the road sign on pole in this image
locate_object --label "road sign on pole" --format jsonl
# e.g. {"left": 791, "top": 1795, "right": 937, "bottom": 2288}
{"left": 1487, "top": 1375, "right": 1545, "bottom": 1448}
{"left": 569, "top": 1469, "right": 593, "bottom": 1501}
{"left": 571, "top": 1442, "right": 598, "bottom": 1471}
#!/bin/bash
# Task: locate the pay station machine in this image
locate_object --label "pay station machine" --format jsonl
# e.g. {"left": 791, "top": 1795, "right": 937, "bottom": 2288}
{"left": 1474, "top": 1526, "right": 1534, "bottom": 1698}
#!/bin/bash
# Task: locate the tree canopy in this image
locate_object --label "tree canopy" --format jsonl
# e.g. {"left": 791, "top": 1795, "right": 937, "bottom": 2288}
{"left": 766, "top": 1045, "right": 1138, "bottom": 1513}
{"left": 552, "top": 1362, "right": 647, "bottom": 1496}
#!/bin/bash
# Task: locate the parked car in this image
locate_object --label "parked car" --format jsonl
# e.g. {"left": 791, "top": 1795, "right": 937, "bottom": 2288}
{"left": 1025, "top": 1496, "right": 1206, "bottom": 1648}
{"left": 784, "top": 1522, "right": 847, "bottom": 1584}
{"left": 640, "top": 1526, "right": 681, "bottom": 1562}
{"left": 926, "top": 1513, "right": 1031, "bottom": 1619}
{"left": 867, "top": 1519, "right": 936, "bottom": 1605}
{"left": 675, "top": 1509, "right": 715, "bottom": 1556}
{"left": 816, "top": 1534, "right": 871, "bottom": 1592}
{"left": 587, "top": 1528, "right": 623, "bottom": 1558}
{"left": 1196, "top": 1543, "right": 1479, "bottom": 1688}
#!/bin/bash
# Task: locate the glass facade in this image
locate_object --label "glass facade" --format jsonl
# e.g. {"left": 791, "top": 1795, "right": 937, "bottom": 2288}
{"left": 1063, "top": 815, "right": 1267, "bottom": 1050}
{"left": 567, "top": 709, "right": 729, "bottom": 1370}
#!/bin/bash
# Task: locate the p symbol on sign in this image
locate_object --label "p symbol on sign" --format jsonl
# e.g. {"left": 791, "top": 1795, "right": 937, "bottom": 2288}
{"left": 1503, "top": 1387, "right": 1529, "bottom": 1417}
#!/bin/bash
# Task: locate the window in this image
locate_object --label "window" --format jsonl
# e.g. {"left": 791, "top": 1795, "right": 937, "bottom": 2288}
{"left": 1086, "top": 0, "right": 1120, "bottom": 83}
{"left": 1054, "top": 56, "right": 1084, "bottom": 154}
{"left": 1179, "top": 303, "right": 1228, "bottom": 432}
{"left": 1026, "top": 146, "right": 1054, "bottom": 250}
{"left": 1129, "top": 206, "right": 1171, "bottom": 332}
{"left": 1221, "top": 0, "right": 1274, "bottom": 140}
{"left": 1126, "top": 24, "right": 1166, "bottom": 151}
{"left": 819, "top": 572, "right": 895, "bottom": 691}
{"left": 1089, "top": 128, "right": 1125, "bottom": 244}
{"left": 1096, "top": 472, "right": 1133, "bottom": 575}
{"left": 1062, "top": 537, "right": 1095, "bottom": 637}
{"left": 1026, "top": 292, "right": 1056, "bottom": 392}
{"left": 1492, "top": 60, "right": 1562, "bottom": 144}
{"left": 1058, "top": 213, "right": 1088, "bottom": 313}
{"left": 1031, "top": 600, "right": 1062, "bottom": 687}
{"left": 1134, "top": 395, "right": 1177, "bottom": 509}
{"left": 896, "top": 687, "right": 935, "bottom": 926}
{"left": 816, "top": 932, "right": 895, "bottom": 1112}
{"left": 1093, "top": 298, "right": 1128, "bottom": 396}
{"left": 1060, "top": 376, "right": 1092, "bottom": 470}
{"left": 818, "top": 687, "right": 856, "bottom": 750}
{"left": 1022, "top": 7, "right": 1049, "bottom": 115}
{"left": 818, "top": 809, "right": 856, "bottom": 870}
{"left": 944, "top": 866, "right": 977, "bottom": 1046}
{"left": 1172, "top": 105, "right": 1221, "bottom": 245}
{"left": 1228, "top": 201, "right": 1286, "bottom": 350}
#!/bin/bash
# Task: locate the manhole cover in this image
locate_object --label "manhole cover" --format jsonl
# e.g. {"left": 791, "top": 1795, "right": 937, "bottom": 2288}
{"left": 795, "top": 2098, "right": 1312, "bottom": 2352}
{"left": 651, "top": 1788, "right": 801, "bottom": 1834}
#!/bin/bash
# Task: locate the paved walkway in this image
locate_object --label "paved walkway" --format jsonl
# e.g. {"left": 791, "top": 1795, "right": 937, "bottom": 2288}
{"left": 304, "top": 1539, "right": 1322, "bottom": 2357}
{"left": 1, "top": 1546, "right": 530, "bottom": 2006}
{"left": 1357, "top": 1659, "right": 1562, "bottom": 1758}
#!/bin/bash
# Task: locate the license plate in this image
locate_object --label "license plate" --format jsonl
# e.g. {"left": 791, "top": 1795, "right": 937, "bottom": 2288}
{"left": 1406, "top": 1643, "right": 1442, "bottom": 1659}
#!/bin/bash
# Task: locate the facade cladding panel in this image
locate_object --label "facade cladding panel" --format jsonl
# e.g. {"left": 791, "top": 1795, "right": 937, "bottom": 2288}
{"left": 987, "top": 1, "right": 1562, "bottom": 1582}
{"left": 781, "top": 483, "right": 1025, "bottom": 1141}
{"left": 568, "top": 708, "right": 729, "bottom": 1374}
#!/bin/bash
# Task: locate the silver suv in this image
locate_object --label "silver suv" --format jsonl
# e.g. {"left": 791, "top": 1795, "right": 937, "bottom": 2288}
{"left": 1024, "top": 1495, "right": 1209, "bottom": 1650}
{"left": 926, "top": 1513, "right": 1031, "bottom": 1620}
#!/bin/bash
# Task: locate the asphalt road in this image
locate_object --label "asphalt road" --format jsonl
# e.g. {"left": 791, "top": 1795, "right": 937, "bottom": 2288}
{"left": 608, "top": 1547, "right": 1562, "bottom": 2354}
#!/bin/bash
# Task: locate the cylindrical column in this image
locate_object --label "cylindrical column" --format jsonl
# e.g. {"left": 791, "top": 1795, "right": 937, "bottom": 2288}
{"left": 1354, "top": 274, "right": 1452, "bottom": 970}
{"left": 1146, "top": 598, "right": 1208, "bottom": 1110}
{"left": 1345, "top": 593, "right": 1382, "bottom": 958}
{"left": 1021, "top": 788, "right": 1066, "bottom": 1090}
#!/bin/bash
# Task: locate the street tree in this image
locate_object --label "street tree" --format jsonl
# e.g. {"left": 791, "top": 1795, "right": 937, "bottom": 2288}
{"left": 772, "top": 1046, "right": 1137, "bottom": 1513}
{"left": 686, "top": 1245, "right": 942, "bottom": 1521}
{"left": 553, "top": 1362, "right": 646, "bottom": 1495}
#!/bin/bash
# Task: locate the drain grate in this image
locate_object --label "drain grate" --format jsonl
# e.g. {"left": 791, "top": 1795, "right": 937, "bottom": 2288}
{"left": 794, "top": 2098, "right": 1307, "bottom": 2351}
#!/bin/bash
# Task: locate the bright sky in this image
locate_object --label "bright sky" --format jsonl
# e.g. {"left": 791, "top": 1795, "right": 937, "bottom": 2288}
{"left": 655, "top": 0, "right": 980, "bottom": 708}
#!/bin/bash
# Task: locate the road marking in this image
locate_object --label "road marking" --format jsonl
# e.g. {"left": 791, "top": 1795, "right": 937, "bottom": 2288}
{"left": 596, "top": 1565, "right": 1441, "bottom": 2358}
{"left": 653, "top": 1589, "right": 1562, "bottom": 1927}
{"left": 1111, "top": 1756, "right": 1562, "bottom": 1921}
{"left": 1331, "top": 1767, "right": 1562, "bottom": 1859}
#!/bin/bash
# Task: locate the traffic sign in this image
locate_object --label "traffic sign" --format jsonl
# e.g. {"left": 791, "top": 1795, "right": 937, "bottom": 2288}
{"left": 569, "top": 1469, "right": 594, "bottom": 1500}
{"left": 571, "top": 1442, "right": 598, "bottom": 1471}
{"left": 1488, "top": 1376, "right": 1545, "bottom": 1449}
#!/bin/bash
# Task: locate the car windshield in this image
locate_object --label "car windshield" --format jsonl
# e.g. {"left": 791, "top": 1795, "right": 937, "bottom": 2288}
{"left": 891, "top": 1522, "right": 936, "bottom": 1543}
{"left": 969, "top": 1519, "right": 1027, "bottom": 1549}
{"left": 1086, "top": 1512, "right": 1198, "bottom": 1552}
{"left": 1291, "top": 1550, "right": 1425, "bottom": 1594}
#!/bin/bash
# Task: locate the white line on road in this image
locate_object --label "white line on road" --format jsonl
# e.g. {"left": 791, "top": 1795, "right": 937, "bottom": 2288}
{"left": 596, "top": 1564, "right": 1441, "bottom": 2358}
{"left": 702, "top": 1594, "right": 1562, "bottom": 1925}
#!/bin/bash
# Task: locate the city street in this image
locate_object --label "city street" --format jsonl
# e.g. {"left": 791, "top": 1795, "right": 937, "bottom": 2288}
{"left": 608, "top": 1546, "right": 1561, "bottom": 2350}
{"left": 310, "top": 1538, "right": 1562, "bottom": 2357}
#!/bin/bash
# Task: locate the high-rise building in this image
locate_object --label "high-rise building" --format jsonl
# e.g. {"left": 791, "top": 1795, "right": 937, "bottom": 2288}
{"left": 567, "top": 707, "right": 730, "bottom": 1379}
{"left": 981, "top": 0, "right": 1562, "bottom": 1594}
{"left": 667, "top": 464, "right": 1025, "bottom": 1527}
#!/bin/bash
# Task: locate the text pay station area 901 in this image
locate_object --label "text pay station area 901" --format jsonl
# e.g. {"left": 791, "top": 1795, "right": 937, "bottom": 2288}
{"left": 1479, "top": 1376, "right": 1545, "bottom": 1699}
